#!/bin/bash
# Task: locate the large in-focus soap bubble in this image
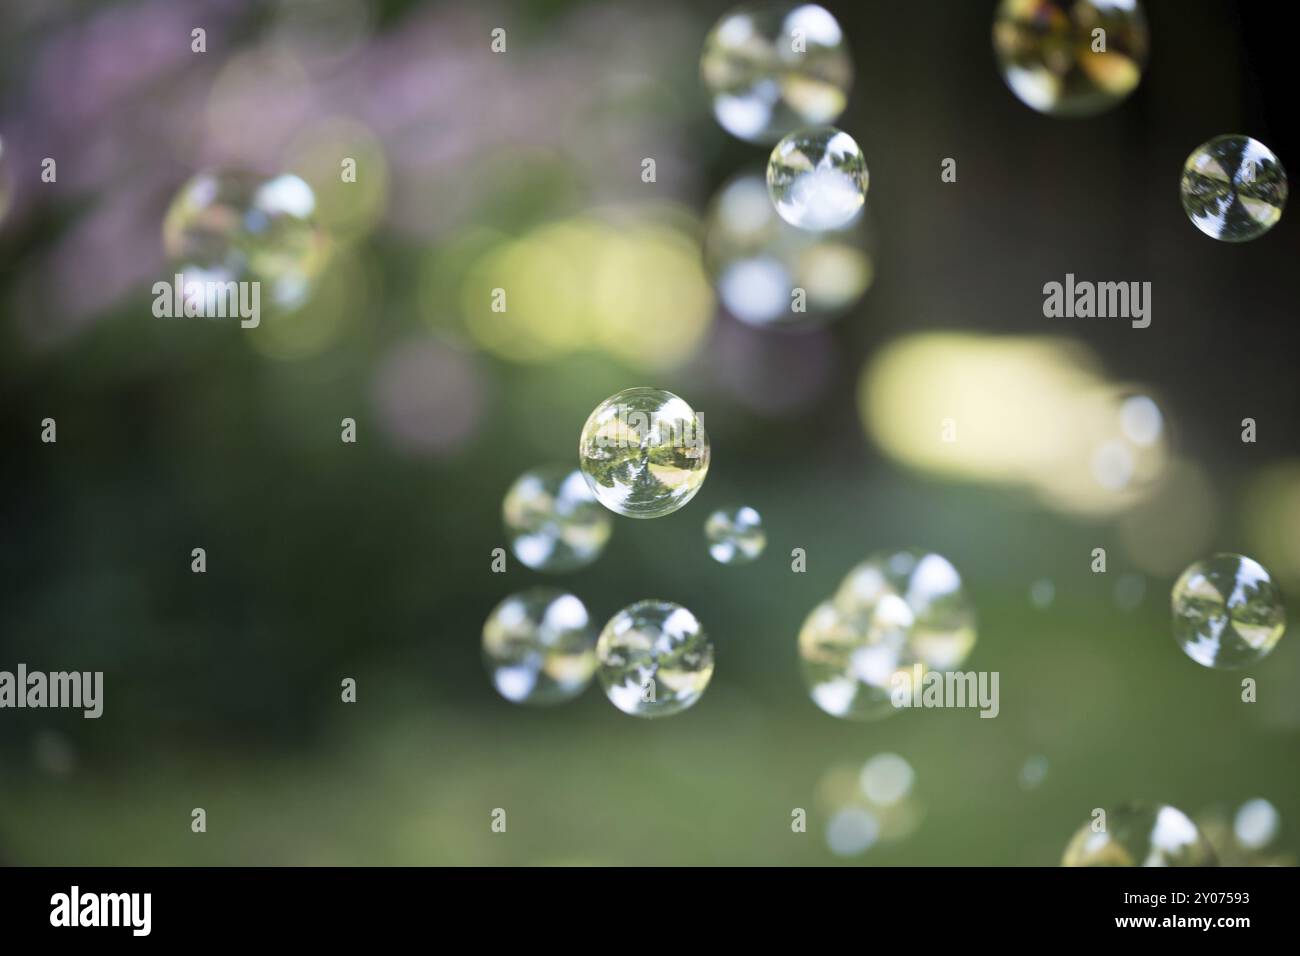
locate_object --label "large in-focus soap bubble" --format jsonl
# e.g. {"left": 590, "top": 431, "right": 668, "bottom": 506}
{"left": 703, "top": 171, "right": 873, "bottom": 330}
{"left": 799, "top": 549, "right": 976, "bottom": 720}
{"left": 767, "top": 126, "right": 868, "bottom": 231}
{"left": 578, "top": 388, "right": 709, "bottom": 519}
{"left": 163, "top": 169, "right": 329, "bottom": 311}
{"left": 1180, "top": 135, "right": 1288, "bottom": 242}
{"left": 1062, "top": 803, "right": 1217, "bottom": 866}
{"left": 1171, "top": 553, "right": 1286, "bottom": 669}
{"left": 482, "top": 588, "right": 597, "bottom": 705}
{"left": 700, "top": 3, "right": 853, "bottom": 144}
{"left": 596, "top": 600, "right": 714, "bottom": 717}
{"left": 993, "top": 0, "right": 1148, "bottom": 118}
{"left": 503, "top": 465, "right": 612, "bottom": 572}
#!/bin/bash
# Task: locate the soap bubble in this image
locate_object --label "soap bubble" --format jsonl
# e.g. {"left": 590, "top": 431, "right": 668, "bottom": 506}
{"left": 1181, "top": 135, "right": 1288, "bottom": 242}
{"left": 163, "top": 170, "right": 329, "bottom": 310}
{"left": 700, "top": 3, "right": 853, "bottom": 144}
{"left": 1019, "top": 755, "right": 1049, "bottom": 790}
{"left": 705, "top": 505, "right": 766, "bottom": 564}
{"left": 993, "top": 0, "right": 1148, "bottom": 118}
{"left": 596, "top": 599, "right": 714, "bottom": 717}
{"left": 799, "top": 549, "right": 976, "bottom": 720}
{"left": 482, "top": 589, "right": 597, "bottom": 705}
{"left": 767, "top": 126, "right": 868, "bottom": 231}
{"left": 1062, "top": 803, "right": 1217, "bottom": 866}
{"left": 836, "top": 549, "right": 977, "bottom": 669}
{"left": 503, "top": 465, "right": 612, "bottom": 572}
{"left": 1234, "top": 798, "right": 1280, "bottom": 851}
{"left": 859, "top": 753, "right": 914, "bottom": 806}
{"left": 1171, "top": 553, "right": 1286, "bottom": 669}
{"left": 578, "top": 388, "right": 710, "bottom": 519}
{"left": 825, "top": 806, "right": 879, "bottom": 856}
{"left": 703, "top": 171, "right": 873, "bottom": 329}
{"left": 1029, "top": 578, "right": 1055, "bottom": 609}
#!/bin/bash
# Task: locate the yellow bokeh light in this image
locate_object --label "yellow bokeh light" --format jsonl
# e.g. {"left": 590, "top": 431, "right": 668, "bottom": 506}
{"left": 456, "top": 208, "right": 713, "bottom": 369}
{"left": 859, "top": 333, "right": 1170, "bottom": 516}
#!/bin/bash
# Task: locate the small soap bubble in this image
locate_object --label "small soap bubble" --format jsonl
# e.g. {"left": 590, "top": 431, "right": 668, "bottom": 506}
{"left": 1171, "top": 553, "right": 1286, "bottom": 669}
{"left": 825, "top": 806, "right": 879, "bottom": 857}
{"left": 163, "top": 169, "right": 328, "bottom": 310}
{"left": 503, "top": 465, "right": 612, "bottom": 572}
{"left": 703, "top": 171, "right": 873, "bottom": 329}
{"left": 1029, "top": 578, "right": 1055, "bottom": 609}
{"left": 1234, "top": 798, "right": 1280, "bottom": 851}
{"left": 700, "top": 3, "right": 853, "bottom": 144}
{"left": 1062, "top": 803, "right": 1216, "bottom": 866}
{"left": 993, "top": 0, "right": 1148, "bottom": 118}
{"left": 482, "top": 589, "right": 597, "bottom": 705}
{"left": 578, "top": 388, "right": 710, "bottom": 519}
{"left": 799, "top": 549, "right": 976, "bottom": 720}
{"left": 1018, "top": 755, "right": 1049, "bottom": 790}
{"left": 767, "top": 126, "right": 868, "bottom": 231}
{"left": 705, "top": 505, "right": 766, "bottom": 564}
{"left": 596, "top": 600, "right": 714, "bottom": 717}
{"left": 859, "top": 753, "right": 914, "bottom": 806}
{"left": 1181, "top": 135, "right": 1288, "bottom": 242}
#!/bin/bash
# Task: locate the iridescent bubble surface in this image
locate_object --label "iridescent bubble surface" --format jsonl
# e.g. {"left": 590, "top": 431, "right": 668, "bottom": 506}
{"left": 163, "top": 170, "right": 329, "bottom": 310}
{"left": 503, "top": 465, "right": 612, "bottom": 572}
{"left": 1171, "top": 553, "right": 1286, "bottom": 669}
{"left": 767, "top": 126, "right": 868, "bottom": 231}
{"left": 578, "top": 388, "right": 710, "bottom": 519}
{"left": 705, "top": 505, "right": 766, "bottom": 564}
{"left": 703, "top": 171, "right": 873, "bottom": 329}
{"left": 1180, "top": 135, "right": 1288, "bottom": 242}
{"left": 799, "top": 549, "right": 976, "bottom": 720}
{"left": 700, "top": 3, "right": 853, "bottom": 144}
{"left": 482, "top": 589, "right": 597, "bottom": 705}
{"left": 1062, "top": 803, "right": 1217, "bottom": 867}
{"left": 596, "top": 600, "right": 714, "bottom": 717}
{"left": 993, "top": 0, "right": 1148, "bottom": 117}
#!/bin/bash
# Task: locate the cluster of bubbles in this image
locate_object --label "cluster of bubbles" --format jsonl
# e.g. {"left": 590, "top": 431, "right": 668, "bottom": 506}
{"left": 816, "top": 754, "right": 923, "bottom": 857}
{"left": 487, "top": 388, "right": 768, "bottom": 717}
{"left": 162, "top": 169, "right": 329, "bottom": 311}
{"left": 700, "top": 4, "right": 871, "bottom": 329}
{"left": 798, "top": 549, "right": 977, "bottom": 720}
{"left": 991, "top": 1, "right": 1288, "bottom": 239}
{"left": 482, "top": 591, "right": 716, "bottom": 719}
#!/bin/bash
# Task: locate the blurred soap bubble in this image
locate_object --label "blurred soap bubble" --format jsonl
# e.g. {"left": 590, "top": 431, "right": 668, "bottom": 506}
{"left": 825, "top": 806, "right": 879, "bottom": 857}
{"left": 1018, "top": 754, "right": 1049, "bottom": 790}
{"left": 703, "top": 170, "right": 872, "bottom": 330}
{"left": 1234, "top": 798, "right": 1280, "bottom": 851}
{"left": 162, "top": 169, "right": 330, "bottom": 312}
{"left": 701, "top": 2, "right": 853, "bottom": 144}
{"left": 1029, "top": 578, "right": 1055, "bottom": 609}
